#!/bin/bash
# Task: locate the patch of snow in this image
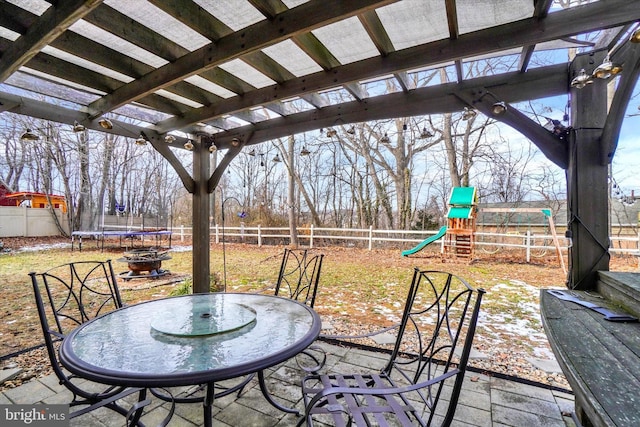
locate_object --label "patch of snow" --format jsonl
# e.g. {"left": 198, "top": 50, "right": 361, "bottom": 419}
{"left": 16, "top": 243, "right": 71, "bottom": 252}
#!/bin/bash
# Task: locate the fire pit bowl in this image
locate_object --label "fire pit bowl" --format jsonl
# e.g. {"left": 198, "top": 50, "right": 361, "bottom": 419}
{"left": 117, "top": 248, "right": 171, "bottom": 280}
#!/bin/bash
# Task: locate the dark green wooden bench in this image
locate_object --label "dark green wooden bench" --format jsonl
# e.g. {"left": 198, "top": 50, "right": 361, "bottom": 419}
{"left": 541, "top": 289, "right": 640, "bottom": 427}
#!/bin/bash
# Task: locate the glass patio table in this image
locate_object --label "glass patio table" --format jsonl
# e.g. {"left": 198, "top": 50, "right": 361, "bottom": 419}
{"left": 59, "top": 292, "right": 322, "bottom": 426}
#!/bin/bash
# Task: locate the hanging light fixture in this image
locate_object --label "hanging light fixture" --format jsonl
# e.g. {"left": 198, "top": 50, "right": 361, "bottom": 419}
{"left": 300, "top": 146, "right": 311, "bottom": 156}
{"left": 630, "top": 26, "right": 640, "bottom": 43}
{"left": 326, "top": 128, "right": 337, "bottom": 137}
{"left": 209, "top": 142, "right": 217, "bottom": 152}
{"left": 491, "top": 101, "right": 507, "bottom": 115}
{"left": 248, "top": 148, "right": 256, "bottom": 156}
{"left": 184, "top": 141, "right": 194, "bottom": 150}
{"left": 543, "top": 118, "right": 567, "bottom": 136}
{"left": 462, "top": 107, "right": 477, "bottom": 120}
{"left": 98, "top": 118, "right": 113, "bottom": 129}
{"left": 20, "top": 129, "right": 40, "bottom": 141}
{"left": 592, "top": 55, "right": 623, "bottom": 79}
{"left": 346, "top": 126, "right": 356, "bottom": 135}
{"left": 135, "top": 135, "right": 147, "bottom": 145}
{"left": 420, "top": 127, "right": 433, "bottom": 139}
{"left": 73, "top": 121, "right": 86, "bottom": 132}
{"left": 570, "top": 68, "right": 594, "bottom": 89}
{"left": 380, "top": 133, "right": 390, "bottom": 144}
{"left": 164, "top": 134, "right": 176, "bottom": 143}
{"left": 272, "top": 154, "right": 281, "bottom": 163}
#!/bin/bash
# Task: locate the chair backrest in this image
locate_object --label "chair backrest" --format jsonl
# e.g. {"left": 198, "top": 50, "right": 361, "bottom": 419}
{"left": 273, "top": 249, "right": 324, "bottom": 307}
{"left": 29, "top": 260, "right": 123, "bottom": 381}
{"left": 384, "top": 269, "right": 485, "bottom": 426}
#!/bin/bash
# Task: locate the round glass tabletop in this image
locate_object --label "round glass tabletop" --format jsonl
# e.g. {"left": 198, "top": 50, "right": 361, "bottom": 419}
{"left": 59, "top": 293, "right": 321, "bottom": 387}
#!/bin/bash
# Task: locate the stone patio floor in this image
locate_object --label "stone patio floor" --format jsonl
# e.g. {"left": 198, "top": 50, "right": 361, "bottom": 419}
{"left": 0, "top": 340, "right": 576, "bottom": 427}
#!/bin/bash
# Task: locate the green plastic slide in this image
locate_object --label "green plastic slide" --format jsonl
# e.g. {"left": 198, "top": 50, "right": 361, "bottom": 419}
{"left": 401, "top": 225, "right": 448, "bottom": 257}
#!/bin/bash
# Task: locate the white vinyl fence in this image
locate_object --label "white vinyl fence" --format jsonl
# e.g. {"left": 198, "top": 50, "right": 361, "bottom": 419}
{"left": 0, "top": 206, "right": 69, "bottom": 237}
{"left": 166, "top": 224, "right": 640, "bottom": 259}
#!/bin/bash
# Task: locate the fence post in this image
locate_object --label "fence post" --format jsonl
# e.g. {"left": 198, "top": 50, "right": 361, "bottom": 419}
{"left": 310, "top": 224, "right": 314, "bottom": 249}
{"left": 368, "top": 226, "right": 373, "bottom": 251}
{"left": 215, "top": 224, "right": 220, "bottom": 244}
{"left": 180, "top": 225, "right": 184, "bottom": 242}
{"left": 526, "top": 230, "right": 531, "bottom": 263}
{"left": 258, "top": 225, "right": 262, "bottom": 247}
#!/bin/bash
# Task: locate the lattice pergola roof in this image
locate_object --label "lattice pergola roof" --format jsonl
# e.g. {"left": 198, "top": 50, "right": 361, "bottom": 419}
{"left": 1, "top": 0, "right": 638, "bottom": 156}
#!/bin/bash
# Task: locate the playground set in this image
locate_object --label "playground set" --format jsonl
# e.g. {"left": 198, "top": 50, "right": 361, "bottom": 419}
{"left": 402, "top": 187, "right": 564, "bottom": 270}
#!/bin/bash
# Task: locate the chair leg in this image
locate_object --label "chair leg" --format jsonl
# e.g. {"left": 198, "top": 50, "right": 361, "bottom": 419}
{"left": 126, "top": 389, "right": 151, "bottom": 427}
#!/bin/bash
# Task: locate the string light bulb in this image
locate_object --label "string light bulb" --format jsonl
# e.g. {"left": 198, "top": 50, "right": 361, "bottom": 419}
{"left": 592, "top": 55, "right": 622, "bottom": 79}
{"left": 491, "top": 101, "right": 507, "bottom": 115}
{"left": 20, "top": 129, "right": 39, "bottom": 141}
{"left": 98, "top": 118, "right": 113, "bottom": 129}
{"left": 420, "top": 127, "right": 433, "bottom": 139}
{"left": 462, "top": 107, "right": 477, "bottom": 120}
{"left": 570, "top": 68, "right": 593, "bottom": 89}
{"left": 73, "top": 121, "right": 86, "bottom": 132}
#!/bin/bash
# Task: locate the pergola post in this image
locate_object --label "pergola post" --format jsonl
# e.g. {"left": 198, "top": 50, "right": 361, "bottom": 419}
{"left": 567, "top": 52, "right": 610, "bottom": 290}
{"left": 192, "top": 135, "right": 211, "bottom": 293}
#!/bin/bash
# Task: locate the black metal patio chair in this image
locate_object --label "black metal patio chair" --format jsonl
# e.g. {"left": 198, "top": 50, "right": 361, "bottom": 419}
{"left": 273, "top": 248, "right": 324, "bottom": 308}
{"left": 298, "top": 269, "right": 485, "bottom": 427}
{"left": 250, "top": 248, "right": 326, "bottom": 413}
{"left": 29, "top": 260, "right": 173, "bottom": 426}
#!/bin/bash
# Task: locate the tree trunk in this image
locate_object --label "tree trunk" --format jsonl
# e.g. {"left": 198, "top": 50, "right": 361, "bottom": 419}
{"left": 287, "top": 135, "right": 299, "bottom": 247}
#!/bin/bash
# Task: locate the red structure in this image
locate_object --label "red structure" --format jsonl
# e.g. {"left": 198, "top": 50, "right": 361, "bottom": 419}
{"left": 0, "top": 179, "right": 15, "bottom": 207}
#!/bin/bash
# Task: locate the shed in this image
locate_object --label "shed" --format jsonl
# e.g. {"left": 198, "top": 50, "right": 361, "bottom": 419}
{"left": 5, "top": 192, "right": 68, "bottom": 214}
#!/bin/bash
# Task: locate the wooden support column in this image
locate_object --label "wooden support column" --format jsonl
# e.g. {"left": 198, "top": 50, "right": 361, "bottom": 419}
{"left": 567, "top": 52, "right": 610, "bottom": 290}
{"left": 192, "top": 135, "right": 211, "bottom": 294}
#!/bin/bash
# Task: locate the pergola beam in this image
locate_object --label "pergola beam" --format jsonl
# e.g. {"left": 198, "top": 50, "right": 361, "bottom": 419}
{"left": 460, "top": 90, "right": 568, "bottom": 168}
{"left": 1, "top": 62, "right": 567, "bottom": 152}
{"left": 84, "top": 4, "right": 189, "bottom": 62}
{"left": 156, "top": 0, "right": 640, "bottom": 134}
{"left": 210, "top": 63, "right": 568, "bottom": 148}
{"left": 147, "top": 0, "right": 230, "bottom": 40}
{"left": 86, "top": 0, "right": 396, "bottom": 118}
{"left": 359, "top": 10, "right": 395, "bottom": 55}
{"left": 0, "top": 0, "right": 103, "bottom": 82}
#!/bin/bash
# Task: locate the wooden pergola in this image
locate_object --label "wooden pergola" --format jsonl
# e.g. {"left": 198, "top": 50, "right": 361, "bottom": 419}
{"left": 1, "top": 0, "right": 639, "bottom": 292}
